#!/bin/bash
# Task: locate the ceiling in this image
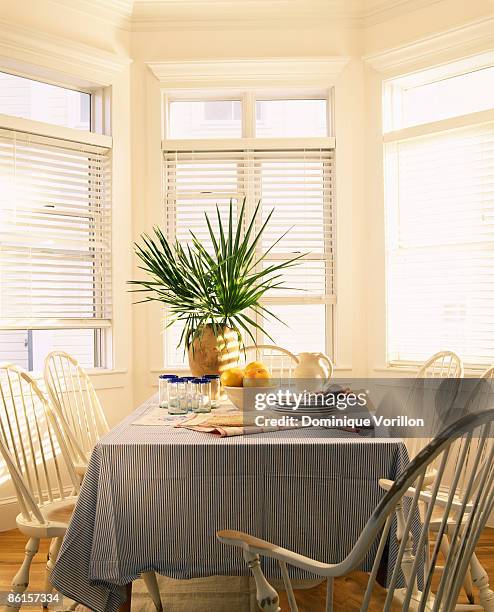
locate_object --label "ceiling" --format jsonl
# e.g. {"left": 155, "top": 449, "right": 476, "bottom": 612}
{"left": 59, "top": 0, "right": 445, "bottom": 30}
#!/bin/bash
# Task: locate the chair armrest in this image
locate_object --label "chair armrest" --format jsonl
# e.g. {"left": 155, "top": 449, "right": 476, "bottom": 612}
{"left": 217, "top": 530, "right": 338, "bottom": 577}
{"left": 379, "top": 479, "right": 472, "bottom": 512}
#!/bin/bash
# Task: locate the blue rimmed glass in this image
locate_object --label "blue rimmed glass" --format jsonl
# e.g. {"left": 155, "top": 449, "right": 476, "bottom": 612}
{"left": 193, "top": 378, "right": 211, "bottom": 413}
{"left": 168, "top": 377, "right": 188, "bottom": 415}
{"left": 204, "top": 374, "right": 221, "bottom": 408}
{"left": 159, "top": 374, "right": 178, "bottom": 408}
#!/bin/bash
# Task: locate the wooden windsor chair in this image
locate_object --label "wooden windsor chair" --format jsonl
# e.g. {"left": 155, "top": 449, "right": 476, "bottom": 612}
{"left": 43, "top": 351, "right": 109, "bottom": 477}
{"left": 218, "top": 408, "right": 494, "bottom": 611}
{"left": 416, "top": 351, "right": 465, "bottom": 379}
{"left": 419, "top": 367, "right": 494, "bottom": 611}
{"left": 405, "top": 351, "right": 464, "bottom": 462}
{"left": 0, "top": 363, "right": 80, "bottom": 611}
{"left": 240, "top": 345, "right": 299, "bottom": 379}
{"left": 43, "top": 351, "right": 163, "bottom": 611}
{"left": 378, "top": 361, "right": 493, "bottom": 609}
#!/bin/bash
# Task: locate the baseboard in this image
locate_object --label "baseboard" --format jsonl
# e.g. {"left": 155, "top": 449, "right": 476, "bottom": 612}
{"left": 0, "top": 484, "right": 75, "bottom": 532}
{"left": 0, "top": 495, "right": 20, "bottom": 531}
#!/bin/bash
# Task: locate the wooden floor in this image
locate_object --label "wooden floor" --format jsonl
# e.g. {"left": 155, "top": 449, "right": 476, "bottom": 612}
{"left": 0, "top": 528, "right": 492, "bottom": 611}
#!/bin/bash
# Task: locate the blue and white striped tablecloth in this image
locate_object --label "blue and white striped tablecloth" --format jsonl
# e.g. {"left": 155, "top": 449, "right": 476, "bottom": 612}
{"left": 51, "top": 395, "right": 413, "bottom": 612}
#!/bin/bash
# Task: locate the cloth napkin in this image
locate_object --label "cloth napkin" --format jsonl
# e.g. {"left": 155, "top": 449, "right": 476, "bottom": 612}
{"left": 175, "top": 413, "right": 295, "bottom": 437}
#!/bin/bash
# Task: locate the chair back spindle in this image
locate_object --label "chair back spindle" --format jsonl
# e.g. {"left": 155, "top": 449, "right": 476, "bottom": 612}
{"left": 240, "top": 345, "right": 299, "bottom": 379}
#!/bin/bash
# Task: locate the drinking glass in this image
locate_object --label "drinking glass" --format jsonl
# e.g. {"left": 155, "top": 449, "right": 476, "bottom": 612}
{"left": 159, "top": 374, "right": 177, "bottom": 408}
{"left": 168, "top": 378, "right": 187, "bottom": 415}
{"left": 183, "top": 376, "right": 196, "bottom": 411}
{"left": 193, "top": 378, "right": 211, "bottom": 413}
{"left": 190, "top": 379, "right": 201, "bottom": 412}
{"left": 205, "top": 374, "right": 221, "bottom": 408}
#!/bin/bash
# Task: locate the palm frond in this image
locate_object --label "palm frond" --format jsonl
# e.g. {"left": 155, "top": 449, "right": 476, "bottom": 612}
{"left": 129, "top": 197, "right": 306, "bottom": 347}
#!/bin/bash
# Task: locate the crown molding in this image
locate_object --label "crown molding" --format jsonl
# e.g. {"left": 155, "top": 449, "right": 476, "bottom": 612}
{"left": 0, "top": 19, "right": 132, "bottom": 84}
{"left": 364, "top": 0, "right": 443, "bottom": 26}
{"left": 363, "top": 16, "right": 494, "bottom": 75}
{"left": 47, "top": 0, "right": 133, "bottom": 30}
{"left": 14, "top": 0, "right": 451, "bottom": 32}
{"left": 132, "top": 0, "right": 364, "bottom": 30}
{"left": 131, "top": 0, "right": 444, "bottom": 30}
{"left": 146, "top": 57, "right": 350, "bottom": 88}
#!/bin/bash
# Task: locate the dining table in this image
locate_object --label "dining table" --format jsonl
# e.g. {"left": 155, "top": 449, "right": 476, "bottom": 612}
{"left": 50, "top": 394, "right": 417, "bottom": 612}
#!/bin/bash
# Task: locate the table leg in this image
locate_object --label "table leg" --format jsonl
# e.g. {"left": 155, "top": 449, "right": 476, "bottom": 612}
{"left": 118, "top": 582, "right": 132, "bottom": 612}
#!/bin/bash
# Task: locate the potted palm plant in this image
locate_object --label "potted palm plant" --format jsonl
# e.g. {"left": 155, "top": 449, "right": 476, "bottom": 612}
{"left": 130, "top": 199, "right": 303, "bottom": 376}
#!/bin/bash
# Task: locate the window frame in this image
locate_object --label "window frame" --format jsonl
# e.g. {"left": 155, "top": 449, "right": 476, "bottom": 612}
{"left": 161, "top": 89, "right": 336, "bottom": 369}
{"left": 0, "top": 68, "right": 113, "bottom": 372}
{"left": 383, "top": 65, "right": 494, "bottom": 370}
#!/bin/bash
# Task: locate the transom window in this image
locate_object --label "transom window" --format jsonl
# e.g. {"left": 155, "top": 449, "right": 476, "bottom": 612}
{"left": 162, "top": 91, "right": 335, "bottom": 367}
{"left": 384, "top": 60, "right": 494, "bottom": 367}
{"left": 0, "top": 71, "right": 112, "bottom": 371}
{"left": 0, "top": 71, "right": 91, "bottom": 131}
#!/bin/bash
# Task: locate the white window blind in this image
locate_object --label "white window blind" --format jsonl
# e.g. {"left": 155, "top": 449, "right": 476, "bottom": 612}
{"left": 0, "top": 128, "right": 112, "bottom": 330}
{"left": 385, "top": 121, "right": 494, "bottom": 366}
{"left": 163, "top": 147, "right": 334, "bottom": 364}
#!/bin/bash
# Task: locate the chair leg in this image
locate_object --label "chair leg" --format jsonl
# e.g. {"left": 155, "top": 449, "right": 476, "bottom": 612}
{"left": 439, "top": 532, "right": 475, "bottom": 604}
{"left": 470, "top": 552, "right": 494, "bottom": 612}
{"left": 43, "top": 537, "right": 63, "bottom": 606}
{"left": 243, "top": 550, "right": 280, "bottom": 612}
{"left": 7, "top": 538, "right": 39, "bottom": 611}
{"left": 325, "top": 577, "right": 334, "bottom": 612}
{"left": 141, "top": 572, "right": 163, "bottom": 612}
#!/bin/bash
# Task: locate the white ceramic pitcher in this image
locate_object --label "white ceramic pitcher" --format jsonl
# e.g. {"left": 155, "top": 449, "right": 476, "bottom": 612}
{"left": 293, "top": 352, "right": 333, "bottom": 380}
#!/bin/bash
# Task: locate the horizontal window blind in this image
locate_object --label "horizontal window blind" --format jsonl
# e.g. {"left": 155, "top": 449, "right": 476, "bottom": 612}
{"left": 385, "top": 121, "right": 494, "bottom": 366}
{"left": 0, "top": 128, "right": 112, "bottom": 329}
{"left": 163, "top": 147, "right": 334, "bottom": 364}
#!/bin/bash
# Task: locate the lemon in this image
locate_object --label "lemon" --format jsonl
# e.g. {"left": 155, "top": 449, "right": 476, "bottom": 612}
{"left": 220, "top": 367, "right": 244, "bottom": 388}
{"left": 243, "top": 367, "right": 272, "bottom": 387}
{"left": 244, "top": 360, "right": 266, "bottom": 374}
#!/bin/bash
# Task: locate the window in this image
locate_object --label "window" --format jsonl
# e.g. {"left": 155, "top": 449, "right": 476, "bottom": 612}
{"left": 163, "top": 92, "right": 334, "bottom": 366}
{"left": 256, "top": 99, "right": 327, "bottom": 137}
{"left": 0, "top": 72, "right": 111, "bottom": 370}
{"left": 0, "top": 71, "right": 91, "bottom": 131}
{"left": 168, "top": 100, "right": 242, "bottom": 138}
{"left": 384, "top": 62, "right": 494, "bottom": 367}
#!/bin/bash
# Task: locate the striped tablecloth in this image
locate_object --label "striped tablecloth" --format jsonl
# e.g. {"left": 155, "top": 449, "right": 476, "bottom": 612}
{"left": 51, "top": 395, "right": 413, "bottom": 612}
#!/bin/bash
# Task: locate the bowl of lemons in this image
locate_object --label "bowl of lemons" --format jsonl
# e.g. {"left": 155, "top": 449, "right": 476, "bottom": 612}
{"left": 220, "top": 361, "right": 274, "bottom": 411}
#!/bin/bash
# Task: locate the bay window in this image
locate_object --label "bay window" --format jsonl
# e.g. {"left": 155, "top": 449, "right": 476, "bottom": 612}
{"left": 162, "top": 92, "right": 335, "bottom": 366}
{"left": 0, "top": 71, "right": 112, "bottom": 370}
{"left": 384, "top": 62, "right": 494, "bottom": 367}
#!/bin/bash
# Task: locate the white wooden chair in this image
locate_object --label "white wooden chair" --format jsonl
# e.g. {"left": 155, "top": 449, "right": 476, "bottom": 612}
{"left": 0, "top": 363, "right": 81, "bottom": 611}
{"left": 240, "top": 345, "right": 299, "bottom": 378}
{"left": 422, "top": 367, "right": 494, "bottom": 611}
{"left": 218, "top": 408, "right": 494, "bottom": 611}
{"left": 383, "top": 362, "right": 493, "bottom": 610}
{"left": 405, "top": 351, "right": 464, "bottom": 462}
{"left": 43, "top": 351, "right": 163, "bottom": 611}
{"left": 416, "top": 350, "right": 464, "bottom": 378}
{"left": 43, "top": 351, "right": 109, "bottom": 477}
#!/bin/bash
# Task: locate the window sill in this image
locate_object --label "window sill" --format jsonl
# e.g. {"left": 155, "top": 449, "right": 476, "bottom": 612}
{"left": 373, "top": 364, "right": 490, "bottom": 377}
{"left": 87, "top": 369, "right": 129, "bottom": 390}
{"left": 26, "top": 368, "right": 128, "bottom": 390}
{"left": 86, "top": 368, "right": 128, "bottom": 376}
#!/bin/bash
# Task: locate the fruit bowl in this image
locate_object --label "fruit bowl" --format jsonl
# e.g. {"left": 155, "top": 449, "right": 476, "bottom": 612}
{"left": 224, "top": 386, "right": 245, "bottom": 411}
{"left": 224, "top": 384, "right": 276, "bottom": 411}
